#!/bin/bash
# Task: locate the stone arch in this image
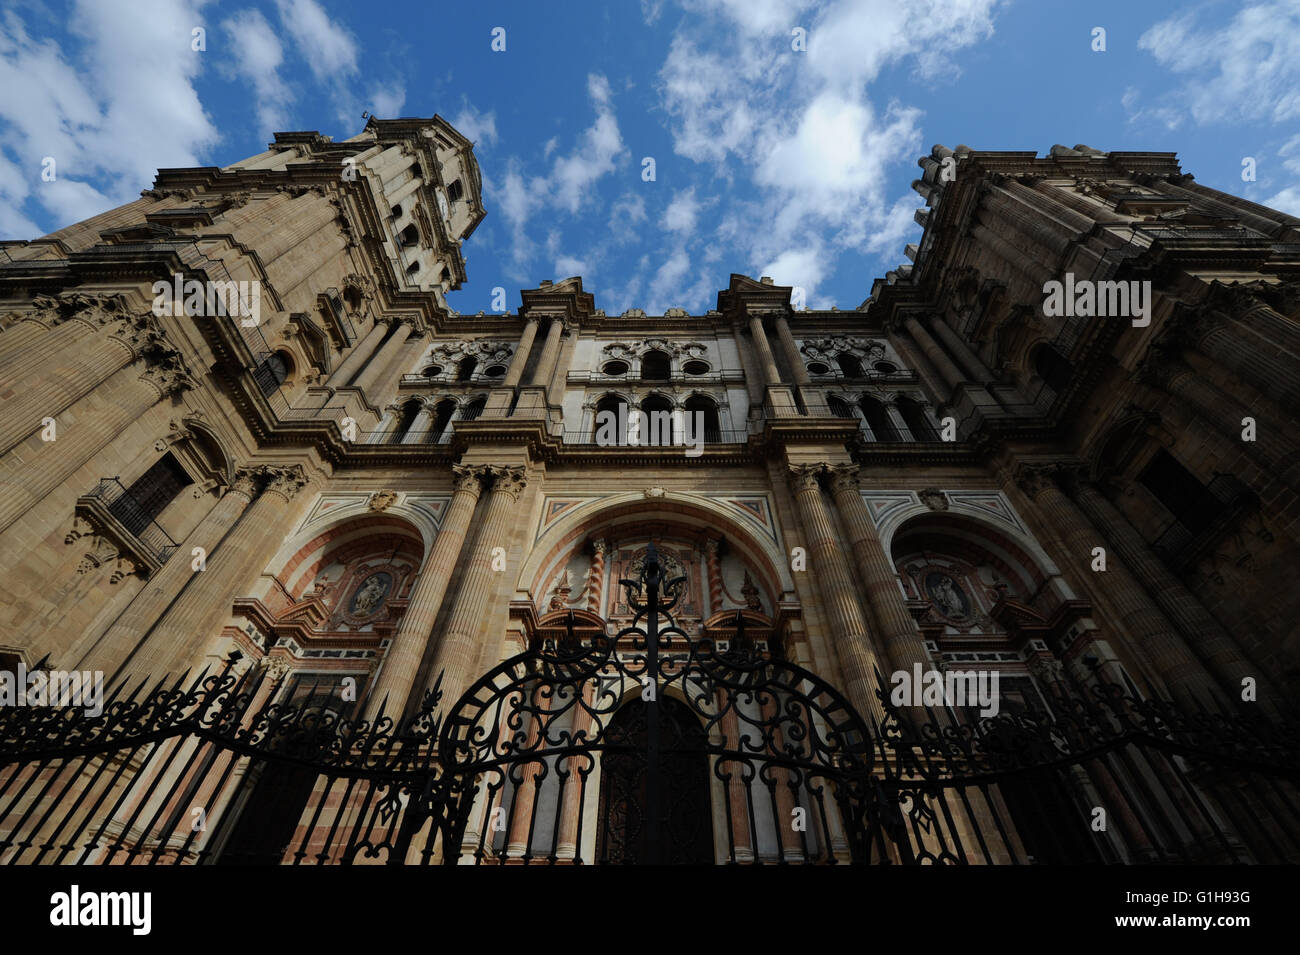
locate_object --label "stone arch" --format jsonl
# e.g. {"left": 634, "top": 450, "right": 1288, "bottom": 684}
{"left": 264, "top": 512, "right": 426, "bottom": 604}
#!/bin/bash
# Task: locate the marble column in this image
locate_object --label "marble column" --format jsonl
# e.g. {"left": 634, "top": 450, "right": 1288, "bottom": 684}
{"left": 1016, "top": 466, "right": 1221, "bottom": 706}
{"left": 747, "top": 314, "right": 781, "bottom": 387}
{"left": 827, "top": 466, "right": 931, "bottom": 673}
{"left": 74, "top": 476, "right": 258, "bottom": 673}
{"left": 367, "top": 466, "right": 483, "bottom": 715}
{"left": 351, "top": 322, "right": 412, "bottom": 394}
{"left": 703, "top": 537, "right": 723, "bottom": 616}
{"left": 786, "top": 464, "right": 884, "bottom": 722}
{"left": 326, "top": 320, "right": 387, "bottom": 387}
{"left": 428, "top": 465, "right": 528, "bottom": 704}
{"left": 587, "top": 539, "right": 607, "bottom": 614}
{"left": 500, "top": 317, "right": 540, "bottom": 390}
{"left": 124, "top": 465, "right": 310, "bottom": 678}
{"left": 1068, "top": 478, "right": 1271, "bottom": 709}
{"left": 0, "top": 355, "right": 192, "bottom": 535}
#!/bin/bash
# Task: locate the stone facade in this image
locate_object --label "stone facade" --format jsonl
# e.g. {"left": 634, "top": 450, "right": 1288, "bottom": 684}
{"left": 2, "top": 124, "right": 1299, "bottom": 749}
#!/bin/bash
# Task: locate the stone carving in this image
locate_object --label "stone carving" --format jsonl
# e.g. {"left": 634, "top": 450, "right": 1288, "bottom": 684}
{"left": 427, "top": 339, "right": 514, "bottom": 365}
{"left": 260, "top": 465, "right": 309, "bottom": 501}
{"left": 786, "top": 463, "right": 824, "bottom": 494}
{"left": 350, "top": 572, "right": 392, "bottom": 617}
{"left": 919, "top": 488, "right": 949, "bottom": 511}
{"left": 644, "top": 486, "right": 666, "bottom": 499}
{"left": 800, "top": 336, "right": 885, "bottom": 362}
{"left": 741, "top": 571, "right": 762, "bottom": 611}
{"left": 924, "top": 571, "right": 970, "bottom": 620}
{"left": 487, "top": 465, "right": 527, "bottom": 500}
{"left": 452, "top": 464, "right": 486, "bottom": 495}
{"left": 367, "top": 490, "right": 399, "bottom": 512}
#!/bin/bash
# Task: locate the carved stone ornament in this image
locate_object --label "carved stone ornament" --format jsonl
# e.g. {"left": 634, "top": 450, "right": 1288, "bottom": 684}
{"left": 644, "top": 486, "right": 666, "bottom": 499}
{"left": 367, "top": 490, "right": 399, "bottom": 512}
{"left": 919, "top": 488, "right": 949, "bottom": 511}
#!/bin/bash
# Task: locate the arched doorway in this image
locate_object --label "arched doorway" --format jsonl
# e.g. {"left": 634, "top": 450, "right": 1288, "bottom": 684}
{"left": 595, "top": 696, "right": 713, "bottom": 864}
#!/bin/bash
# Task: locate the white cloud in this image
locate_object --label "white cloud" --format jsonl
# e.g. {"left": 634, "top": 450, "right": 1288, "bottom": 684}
{"left": 0, "top": 0, "right": 220, "bottom": 237}
{"left": 274, "top": 0, "right": 358, "bottom": 84}
{"left": 1138, "top": 3, "right": 1300, "bottom": 125}
{"left": 452, "top": 103, "right": 499, "bottom": 147}
{"left": 1264, "top": 186, "right": 1300, "bottom": 217}
{"left": 662, "top": 188, "right": 700, "bottom": 233}
{"left": 221, "top": 9, "right": 293, "bottom": 139}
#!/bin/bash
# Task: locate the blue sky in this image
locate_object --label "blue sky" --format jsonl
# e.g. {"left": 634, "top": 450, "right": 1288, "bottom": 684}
{"left": 1, "top": 0, "right": 1297, "bottom": 313}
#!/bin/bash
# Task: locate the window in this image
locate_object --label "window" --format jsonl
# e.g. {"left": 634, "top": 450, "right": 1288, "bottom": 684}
{"left": 457, "top": 356, "right": 478, "bottom": 381}
{"left": 393, "top": 400, "right": 423, "bottom": 442}
{"left": 460, "top": 396, "right": 487, "bottom": 421}
{"left": 398, "top": 224, "right": 419, "bottom": 247}
{"left": 828, "top": 396, "right": 855, "bottom": 418}
{"left": 429, "top": 399, "right": 456, "bottom": 443}
{"left": 807, "top": 361, "right": 831, "bottom": 376}
{"left": 896, "top": 396, "right": 937, "bottom": 440}
{"left": 423, "top": 364, "right": 444, "bottom": 378}
{"left": 447, "top": 179, "right": 464, "bottom": 202}
{"left": 859, "top": 396, "right": 899, "bottom": 442}
{"left": 837, "top": 353, "right": 863, "bottom": 378}
{"left": 641, "top": 394, "right": 674, "bottom": 444}
{"left": 1033, "top": 345, "right": 1073, "bottom": 393}
{"left": 602, "top": 360, "right": 629, "bottom": 376}
{"left": 111, "top": 453, "right": 192, "bottom": 534}
{"left": 406, "top": 261, "right": 420, "bottom": 276}
{"left": 684, "top": 395, "right": 721, "bottom": 443}
{"left": 682, "top": 360, "right": 709, "bottom": 376}
{"left": 1139, "top": 450, "right": 1224, "bottom": 535}
{"left": 253, "top": 352, "right": 289, "bottom": 397}
{"left": 641, "top": 351, "right": 671, "bottom": 380}
{"left": 874, "top": 360, "right": 898, "bottom": 375}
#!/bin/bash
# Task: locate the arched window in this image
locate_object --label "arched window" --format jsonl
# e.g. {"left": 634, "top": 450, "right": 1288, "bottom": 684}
{"left": 393, "top": 400, "right": 423, "bottom": 442}
{"left": 447, "top": 179, "right": 464, "bottom": 202}
{"left": 827, "top": 395, "right": 855, "bottom": 418}
{"left": 837, "top": 353, "right": 863, "bottom": 378}
{"left": 110, "top": 453, "right": 193, "bottom": 535}
{"left": 398, "top": 223, "right": 419, "bottom": 247}
{"left": 1139, "top": 450, "right": 1225, "bottom": 535}
{"left": 429, "top": 399, "right": 456, "bottom": 443}
{"left": 641, "top": 393, "right": 674, "bottom": 445}
{"left": 1033, "top": 345, "right": 1073, "bottom": 393}
{"left": 253, "top": 351, "right": 290, "bottom": 397}
{"left": 684, "top": 395, "right": 721, "bottom": 443}
{"left": 593, "top": 393, "right": 628, "bottom": 444}
{"left": 460, "top": 396, "right": 487, "bottom": 422}
{"left": 641, "top": 351, "right": 671, "bottom": 381}
{"left": 859, "top": 395, "right": 899, "bottom": 442}
{"left": 457, "top": 356, "right": 478, "bottom": 381}
{"left": 896, "top": 396, "right": 937, "bottom": 441}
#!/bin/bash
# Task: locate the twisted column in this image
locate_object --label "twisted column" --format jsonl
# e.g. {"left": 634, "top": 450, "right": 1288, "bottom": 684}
{"left": 827, "top": 466, "right": 930, "bottom": 672}
{"left": 786, "top": 464, "right": 884, "bottom": 722}
{"left": 703, "top": 537, "right": 724, "bottom": 615}
{"left": 428, "top": 465, "right": 528, "bottom": 704}
{"left": 367, "top": 466, "right": 483, "bottom": 714}
{"left": 586, "top": 539, "right": 607, "bottom": 614}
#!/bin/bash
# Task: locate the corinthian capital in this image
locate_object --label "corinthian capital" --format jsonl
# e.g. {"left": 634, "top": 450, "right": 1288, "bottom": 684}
{"left": 487, "top": 465, "right": 528, "bottom": 500}
{"left": 826, "top": 464, "right": 862, "bottom": 496}
{"left": 1013, "top": 463, "right": 1076, "bottom": 499}
{"left": 786, "top": 463, "right": 824, "bottom": 495}
{"left": 259, "top": 464, "right": 309, "bottom": 501}
{"left": 452, "top": 464, "right": 488, "bottom": 496}
{"left": 139, "top": 350, "right": 194, "bottom": 398}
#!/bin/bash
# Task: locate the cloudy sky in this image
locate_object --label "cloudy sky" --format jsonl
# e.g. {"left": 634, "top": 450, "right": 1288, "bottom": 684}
{"left": 1, "top": 0, "right": 1297, "bottom": 313}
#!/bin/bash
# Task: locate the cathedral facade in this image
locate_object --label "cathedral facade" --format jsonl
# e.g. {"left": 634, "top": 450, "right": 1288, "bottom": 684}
{"left": 1, "top": 118, "right": 1299, "bottom": 865}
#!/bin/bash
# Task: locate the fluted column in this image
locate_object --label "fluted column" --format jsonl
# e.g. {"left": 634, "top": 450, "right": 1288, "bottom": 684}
{"left": 786, "top": 464, "right": 884, "bottom": 722}
{"left": 124, "top": 465, "right": 311, "bottom": 678}
{"left": 0, "top": 356, "right": 192, "bottom": 535}
{"left": 747, "top": 314, "right": 781, "bottom": 387}
{"left": 903, "top": 316, "right": 964, "bottom": 390}
{"left": 587, "top": 539, "right": 607, "bottom": 614}
{"left": 428, "top": 465, "right": 528, "bottom": 703}
{"left": 1016, "top": 466, "right": 1221, "bottom": 706}
{"left": 351, "top": 322, "right": 412, "bottom": 393}
{"left": 501, "top": 317, "right": 540, "bottom": 390}
{"left": 1068, "top": 479, "right": 1270, "bottom": 708}
{"left": 1230, "top": 296, "right": 1300, "bottom": 357}
{"left": 73, "top": 476, "right": 258, "bottom": 673}
{"left": 827, "top": 466, "right": 930, "bottom": 672}
{"left": 400, "top": 400, "right": 437, "bottom": 444}
{"left": 931, "top": 316, "right": 994, "bottom": 384}
{"left": 0, "top": 308, "right": 157, "bottom": 454}
{"left": 0, "top": 316, "right": 60, "bottom": 368}
{"left": 772, "top": 314, "right": 809, "bottom": 387}
{"left": 1188, "top": 312, "right": 1300, "bottom": 408}
{"left": 327, "top": 320, "right": 387, "bottom": 387}
{"left": 527, "top": 318, "right": 565, "bottom": 387}
{"left": 367, "top": 466, "right": 483, "bottom": 714}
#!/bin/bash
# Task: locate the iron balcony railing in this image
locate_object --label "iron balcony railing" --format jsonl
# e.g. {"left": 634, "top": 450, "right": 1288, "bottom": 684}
{"left": 1152, "top": 473, "right": 1257, "bottom": 570}
{"left": 84, "top": 478, "right": 180, "bottom": 565}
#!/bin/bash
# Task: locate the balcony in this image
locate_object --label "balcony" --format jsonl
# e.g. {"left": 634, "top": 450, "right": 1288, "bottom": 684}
{"left": 1151, "top": 474, "right": 1261, "bottom": 572}
{"left": 75, "top": 479, "right": 180, "bottom": 576}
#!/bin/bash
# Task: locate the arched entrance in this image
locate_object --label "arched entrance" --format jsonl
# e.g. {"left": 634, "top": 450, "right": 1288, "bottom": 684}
{"left": 595, "top": 696, "right": 712, "bottom": 864}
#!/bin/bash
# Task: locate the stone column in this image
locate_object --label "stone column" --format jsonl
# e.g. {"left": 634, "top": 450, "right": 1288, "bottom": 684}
{"left": 703, "top": 537, "right": 724, "bottom": 616}
{"left": 326, "top": 320, "right": 387, "bottom": 387}
{"left": 0, "top": 355, "right": 192, "bottom": 535}
{"left": 527, "top": 318, "right": 565, "bottom": 387}
{"left": 76, "top": 476, "right": 258, "bottom": 673}
{"left": 370, "top": 331, "right": 427, "bottom": 400}
{"left": 888, "top": 329, "right": 948, "bottom": 406}
{"left": 0, "top": 316, "right": 65, "bottom": 369}
{"left": 587, "top": 539, "right": 607, "bottom": 614}
{"left": 351, "top": 322, "right": 412, "bottom": 394}
{"left": 428, "top": 465, "right": 528, "bottom": 704}
{"left": 827, "top": 466, "right": 931, "bottom": 673}
{"left": 0, "top": 310, "right": 159, "bottom": 455}
{"left": 773, "top": 314, "right": 809, "bottom": 387}
{"left": 931, "top": 316, "right": 995, "bottom": 384}
{"left": 367, "top": 466, "right": 483, "bottom": 715}
{"left": 903, "top": 316, "right": 964, "bottom": 390}
{"left": 1068, "top": 479, "right": 1271, "bottom": 709}
{"left": 747, "top": 314, "right": 781, "bottom": 387}
{"left": 786, "top": 464, "right": 884, "bottom": 722}
{"left": 399, "top": 400, "right": 437, "bottom": 445}
{"left": 1016, "top": 466, "right": 1221, "bottom": 706}
{"left": 501, "top": 317, "right": 539, "bottom": 390}
{"left": 1187, "top": 312, "right": 1300, "bottom": 409}
{"left": 123, "top": 465, "right": 310, "bottom": 678}
{"left": 1230, "top": 295, "right": 1300, "bottom": 358}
